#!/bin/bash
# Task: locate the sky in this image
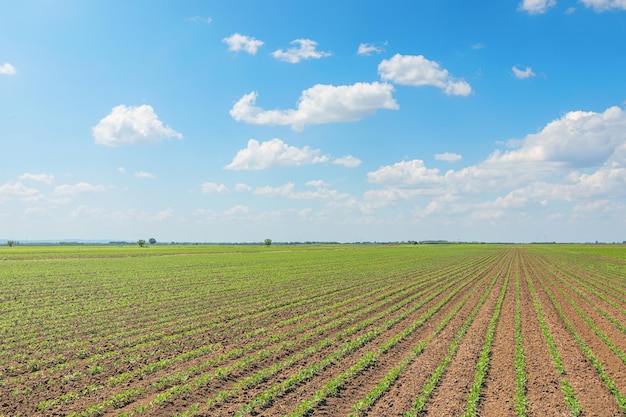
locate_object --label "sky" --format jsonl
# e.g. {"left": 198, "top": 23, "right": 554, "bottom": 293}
{"left": 1, "top": 0, "right": 626, "bottom": 243}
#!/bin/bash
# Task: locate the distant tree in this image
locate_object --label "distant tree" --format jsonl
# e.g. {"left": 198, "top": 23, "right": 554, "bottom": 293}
{"left": 149, "top": 238, "right": 157, "bottom": 245}
{"left": 264, "top": 238, "right": 272, "bottom": 246}
{"left": 137, "top": 239, "right": 146, "bottom": 247}
{"left": 7, "top": 240, "right": 16, "bottom": 247}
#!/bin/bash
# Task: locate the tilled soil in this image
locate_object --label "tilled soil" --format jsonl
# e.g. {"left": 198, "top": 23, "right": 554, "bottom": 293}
{"left": 3, "top": 246, "right": 626, "bottom": 417}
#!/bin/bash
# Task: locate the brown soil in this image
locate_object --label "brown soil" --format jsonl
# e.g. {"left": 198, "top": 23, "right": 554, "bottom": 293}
{"left": 518, "top": 257, "right": 570, "bottom": 417}
{"left": 524, "top": 252, "right": 623, "bottom": 416}
{"left": 478, "top": 256, "right": 518, "bottom": 417}
{"left": 4, "top": 247, "right": 626, "bottom": 417}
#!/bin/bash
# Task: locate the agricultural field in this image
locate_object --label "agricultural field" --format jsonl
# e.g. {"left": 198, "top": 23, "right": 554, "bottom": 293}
{"left": 1, "top": 243, "right": 626, "bottom": 416}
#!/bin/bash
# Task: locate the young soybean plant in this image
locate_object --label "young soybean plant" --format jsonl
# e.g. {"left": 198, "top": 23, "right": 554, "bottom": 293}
{"left": 463, "top": 264, "right": 510, "bottom": 416}
{"left": 513, "top": 263, "right": 528, "bottom": 417}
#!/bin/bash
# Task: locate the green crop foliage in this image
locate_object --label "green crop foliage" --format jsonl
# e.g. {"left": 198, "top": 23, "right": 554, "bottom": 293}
{"left": 2, "top": 244, "right": 624, "bottom": 416}
{"left": 513, "top": 262, "right": 528, "bottom": 417}
{"left": 403, "top": 255, "right": 509, "bottom": 417}
{"left": 523, "top": 258, "right": 581, "bottom": 416}
{"left": 463, "top": 258, "right": 510, "bottom": 417}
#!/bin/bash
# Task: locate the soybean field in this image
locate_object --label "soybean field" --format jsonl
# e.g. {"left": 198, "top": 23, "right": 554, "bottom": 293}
{"left": 1, "top": 243, "right": 626, "bottom": 416}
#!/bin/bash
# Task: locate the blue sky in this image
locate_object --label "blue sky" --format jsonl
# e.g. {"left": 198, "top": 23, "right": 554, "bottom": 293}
{"left": 1, "top": 0, "right": 626, "bottom": 243}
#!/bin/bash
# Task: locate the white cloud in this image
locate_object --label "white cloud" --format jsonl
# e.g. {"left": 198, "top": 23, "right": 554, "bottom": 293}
{"left": 0, "top": 62, "right": 17, "bottom": 75}
{"left": 368, "top": 160, "right": 443, "bottom": 185}
{"left": 223, "top": 205, "right": 250, "bottom": 216}
{"left": 153, "top": 208, "right": 175, "bottom": 221}
{"left": 472, "top": 43, "right": 486, "bottom": 50}
{"left": 272, "top": 39, "right": 331, "bottom": 63}
{"left": 235, "top": 183, "right": 252, "bottom": 192}
{"left": 118, "top": 167, "right": 126, "bottom": 174}
{"left": 435, "top": 152, "right": 462, "bottom": 163}
{"left": 512, "top": 65, "right": 536, "bottom": 79}
{"left": 54, "top": 182, "right": 106, "bottom": 196}
{"left": 222, "top": 33, "right": 264, "bottom": 54}
{"left": 580, "top": 0, "right": 626, "bottom": 11}
{"left": 333, "top": 155, "right": 362, "bottom": 168}
{"left": 518, "top": 0, "right": 556, "bottom": 14}
{"left": 363, "top": 104, "right": 626, "bottom": 221}
{"left": 92, "top": 105, "right": 182, "bottom": 147}
{"left": 491, "top": 106, "right": 626, "bottom": 168}
{"left": 135, "top": 171, "right": 155, "bottom": 179}
{"left": 573, "top": 199, "right": 611, "bottom": 214}
{"left": 225, "top": 138, "right": 329, "bottom": 170}
{"left": 254, "top": 182, "right": 295, "bottom": 197}
{"left": 201, "top": 182, "right": 228, "bottom": 194}
{"left": 254, "top": 182, "right": 350, "bottom": 200}
{"left": 18, "top": 173, "right": 55, "bottom": 183}
{"left": 0, "top": 181, "right": 39, "bottom": 198}
{"left": 378, "top": 54, "right": 472, "bottom": 96}
{"left": 305, "top": 180, "right": 330, "bottom": 188}
{"left": 230, "top": 82, "right": 398, "bottom": 130}
{"left": 357, "top": 42, "right": 385, "bottom": 55}
{"left": 185, "top": 16, "right": 212, "bottom": 23}
{"left": 412, "top": 201, "right": 441, "bottom": 219}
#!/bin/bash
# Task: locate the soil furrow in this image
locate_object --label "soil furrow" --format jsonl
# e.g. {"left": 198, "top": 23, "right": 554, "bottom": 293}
{"left": 525, "top": 251, "right": 622, "bottom": 416}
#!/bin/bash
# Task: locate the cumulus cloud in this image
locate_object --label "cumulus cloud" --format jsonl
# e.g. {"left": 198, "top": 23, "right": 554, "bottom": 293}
{"left": 333, "top": 155, "right": 362, "bottom": 168}
{"left": 368, "top": 160, "right": 443, "bottom": 185}
{"left": 306, "top": 180, "right": 330, "bottom": 188}
{"left": 357, "top": 42, "right": 386, "bottom": 55}
{"left": 378, "top": 54, "right": 472, "bottom": 96}
{"left": 0, "top": 181, "right": 39, "bottom": 198}
{"left": 512, "top": 65, "right": 536, "bottom": 79}
{"left": 53, "top": 182, "right": 106, "bottom": 196}
{"left": 235, "top": 183, "right": 252, "bottom": 192}
{"left": 117, "top": 167, "right": 126, "bottom": 174}
{"left": 92, "top": 105, "right": 182, "bottom": 147}
{"left": 492, "top": 106, "right": 626, "bottom": 168}
{"left": 363, "top": 104, "right": 626, "bottom": 221}
{"left": 201, "top": 182, "right": 228, "bottom": 194}
{"left": 0, "top": 62, "right": 17, "bottom": 75}
{"left": 18, "top": 173, "right": 55, "bottom": 183}
{"left": 580, "top": 0, "right": 626, "bottom": 11}
{"left": 225, "top": 138, "right": 329, "bottom": 170}
{"left": 272, "top": 39, "right": 331, "bottom": 63}
{"left": 518, "top": 0, "right": 556, "bottom": 14}
{"left": 135, "top": 171, "right": 155, "bottom": 179}
{"left": 230, "top": 82, "right": 398, "bottom": 130}
{"left": 222, "top": 33, "right": 264, "bottom": 54}
{"left": 435, "top": 153, "right": 462, "bottom": 163}
{"left": 254, "top": 182, "right": 296, "bottom": 197}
